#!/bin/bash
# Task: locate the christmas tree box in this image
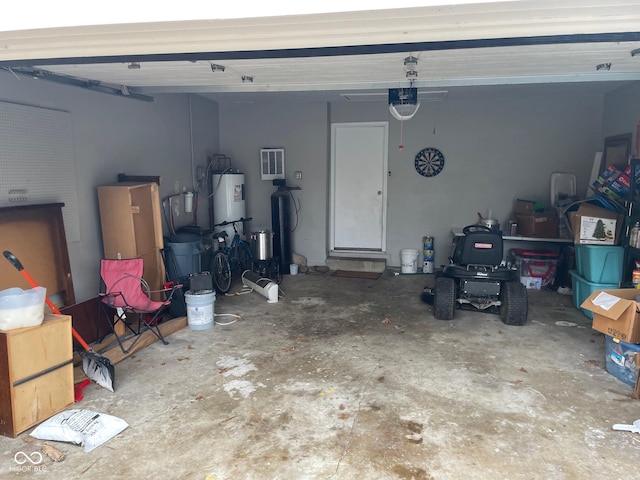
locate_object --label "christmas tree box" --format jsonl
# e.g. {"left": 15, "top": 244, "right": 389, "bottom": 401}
{"left": 567, "top": 203, "right": 624, "bottom": 246}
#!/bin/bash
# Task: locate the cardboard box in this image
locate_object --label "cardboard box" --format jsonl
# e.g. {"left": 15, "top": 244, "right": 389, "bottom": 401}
{"left": 514, "top": 213, "right": 559, "bottom": 238}
{"left": 580, "top": 289, "right": 640, "bottom": 343}
{"left": 566, "top": 203, "right": 623, "bottom": 245}
{"left": 592, "top": 164, "right": 640, "bottom": 201}
{"left": 592, "top": 165, "right": 623, "bottom": 188}
{"left": 514, "top": 199, "right": 544, "bottom": 215}
{"left": 594, "top": 185, "right": 623, "bottom": 202}
{"left": 605, "top": 335, "right": 640, "bottom": 387}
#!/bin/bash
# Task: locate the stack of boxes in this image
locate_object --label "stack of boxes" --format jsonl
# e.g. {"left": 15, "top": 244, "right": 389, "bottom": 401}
{"left": 570, "top": 245, "right": 624, "bottom": 318}
{"left": 510, "top": 199, "right": 561, "bottom": 290}
{"left": 566, "top": 196, "right": 625, "bottom": 318}
{"left": 591, "top": 164, "right": 640, "bottom": 202}
{"left": 581, "top": 290, "right": 640, "bottom": 391}
{"left": 565, "top": 176, "right": 640, "bottom": 390}
{"left": 572, "top": 207, "right": 637, "bottom": 388}
{"left": 513, "top": 199, "right": 559, "bottom": 238}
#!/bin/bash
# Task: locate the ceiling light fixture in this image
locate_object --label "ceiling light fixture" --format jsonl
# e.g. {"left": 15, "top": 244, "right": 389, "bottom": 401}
{"left": 242, "top": 75, "right": 254, "bottom": 83}
{"left": 631, "top": 48, "right": 640, "bottom": 57}
{"left": 128, "top": 62, "right": 141, "bottom": 70}
{"left": 596, "top": 62, "right": 612, "bottom": 71}
{"left": 210, "top": 63, "right": 225, "bottom": 72}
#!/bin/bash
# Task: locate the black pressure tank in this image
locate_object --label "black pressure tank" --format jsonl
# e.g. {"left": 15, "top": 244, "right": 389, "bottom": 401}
{"left": 271, "top": 185, "right": 292, "bottom": 274}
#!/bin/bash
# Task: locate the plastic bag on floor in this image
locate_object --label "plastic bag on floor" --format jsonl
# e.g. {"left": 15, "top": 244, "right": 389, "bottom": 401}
{"left": 30, "top": 409, "right": 128, "bottom": 452}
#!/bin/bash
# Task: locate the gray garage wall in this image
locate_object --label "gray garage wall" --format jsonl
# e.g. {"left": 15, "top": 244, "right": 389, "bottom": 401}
{"left": 602, "top": 83, "right": 640, "bottom": 148}
{"left": 219, "top": 93, "right": 604, "bottom": 269}
{"left": 218, "top": 102, "right": 330, "bottom": 265}
{"left": 0, "top": 71, "right": 219, "bottom": 301}
{"left": 0, "top": 67, "right": 616, "bottom": 300}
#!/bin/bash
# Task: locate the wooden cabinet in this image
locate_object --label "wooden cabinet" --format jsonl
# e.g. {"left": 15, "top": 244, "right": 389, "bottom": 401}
{"left": 0, "top": 314, "right": 74, "bottom": 438}
{"left": 97, "top": 183, "right": 166, "bottom": 297}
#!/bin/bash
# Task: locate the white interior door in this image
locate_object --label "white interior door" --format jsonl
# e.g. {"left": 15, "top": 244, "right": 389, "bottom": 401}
{"left": 331, "top": 122, "right": 388, "bottom": 251}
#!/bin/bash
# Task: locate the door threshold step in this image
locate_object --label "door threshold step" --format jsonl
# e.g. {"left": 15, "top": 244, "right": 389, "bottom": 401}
{"left": 325, "top": 256, "right": 387, "bottom": 273}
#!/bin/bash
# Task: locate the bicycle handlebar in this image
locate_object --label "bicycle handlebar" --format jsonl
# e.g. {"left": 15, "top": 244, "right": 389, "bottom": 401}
{"left": 214, "top": 216, "right": 253, "bottom": 227}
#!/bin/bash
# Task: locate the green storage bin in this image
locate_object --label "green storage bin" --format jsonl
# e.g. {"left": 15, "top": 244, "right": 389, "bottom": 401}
{"left": 569, "top": 270, "right": 619, "bottom": 319}
{"left": 574, "top": 245, "right": 623, "bottom": 284}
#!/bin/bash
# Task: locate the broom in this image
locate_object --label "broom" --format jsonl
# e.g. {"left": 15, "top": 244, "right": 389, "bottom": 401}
{"left": 3, "top": 251, "right": 115, "bottom": 392}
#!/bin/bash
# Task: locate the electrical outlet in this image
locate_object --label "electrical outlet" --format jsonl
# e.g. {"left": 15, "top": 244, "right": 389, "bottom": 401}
{"left": 294, "top": 171, "right": 302, "bottom": 179}
{"left": 174, "top": 181, "right": 180, "bottom": 194}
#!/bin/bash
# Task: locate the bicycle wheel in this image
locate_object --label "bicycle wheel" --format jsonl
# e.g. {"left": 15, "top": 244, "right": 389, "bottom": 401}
{"left": 238, "top": 241, "right": 254, "bottom": 274}
{"left": 211, "top": 251, "right": 232, "bottom": 293}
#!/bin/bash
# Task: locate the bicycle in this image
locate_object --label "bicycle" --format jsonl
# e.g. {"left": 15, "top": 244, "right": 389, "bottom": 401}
{"left": 211, "top": 217, "right": 253, "bottom": 293}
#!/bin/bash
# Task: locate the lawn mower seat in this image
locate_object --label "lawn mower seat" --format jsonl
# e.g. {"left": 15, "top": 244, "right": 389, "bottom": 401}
{"left": 451, "top": 225, "right": 503, "bottom": 267}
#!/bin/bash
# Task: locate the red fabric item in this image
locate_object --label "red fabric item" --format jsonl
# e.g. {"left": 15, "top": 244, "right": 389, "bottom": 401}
{"left": 74, "top": 379, "right": 91, "bottom": 402}
{"left": 100, "top": 258, "right": 167, "bottom": 312}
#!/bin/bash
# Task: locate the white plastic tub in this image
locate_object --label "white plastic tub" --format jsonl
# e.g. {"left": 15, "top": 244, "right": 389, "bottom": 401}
{"left": 0, "top": 286, "right": 47, "bottom": 331}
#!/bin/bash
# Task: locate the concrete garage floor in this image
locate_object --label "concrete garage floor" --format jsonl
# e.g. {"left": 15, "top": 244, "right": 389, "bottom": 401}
{"left": 2, "top": 270, "right": 640, "bottom": 479}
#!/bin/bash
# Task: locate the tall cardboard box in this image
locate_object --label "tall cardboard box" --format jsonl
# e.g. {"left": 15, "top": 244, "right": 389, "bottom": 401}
{"left": 97, "top": 183, "right": 166, "bottom": 299}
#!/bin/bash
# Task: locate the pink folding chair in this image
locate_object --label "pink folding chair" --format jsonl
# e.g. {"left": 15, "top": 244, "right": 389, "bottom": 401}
{"left": 98, "top": 258, "right": 181, "bottom": 354}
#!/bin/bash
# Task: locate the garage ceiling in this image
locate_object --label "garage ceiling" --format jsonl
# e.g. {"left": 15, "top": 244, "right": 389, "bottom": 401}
{"left": 2, "top": 1, "right": 640, "bottom": 102}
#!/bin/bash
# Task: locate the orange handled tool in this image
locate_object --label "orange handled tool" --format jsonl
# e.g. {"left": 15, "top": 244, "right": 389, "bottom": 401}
{"left": 3, "top": 251, "right": 115, "bottom": 392}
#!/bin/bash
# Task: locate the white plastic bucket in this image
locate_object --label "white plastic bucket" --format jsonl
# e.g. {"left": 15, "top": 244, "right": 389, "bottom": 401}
{"left": 184, "top": 290, "right": 215, "bottom": 330}
{"left": 400, "top": 249, "right": 420, "bottom": 274}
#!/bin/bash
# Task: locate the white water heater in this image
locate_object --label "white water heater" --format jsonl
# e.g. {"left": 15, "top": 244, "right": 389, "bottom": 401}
{"left": 212, "top": 173, "right": 246, "bottom": 237}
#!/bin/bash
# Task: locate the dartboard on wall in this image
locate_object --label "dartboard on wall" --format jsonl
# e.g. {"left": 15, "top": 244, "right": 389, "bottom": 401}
{"left": 414, "top": 147, "right": 445, "bottom": 177}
